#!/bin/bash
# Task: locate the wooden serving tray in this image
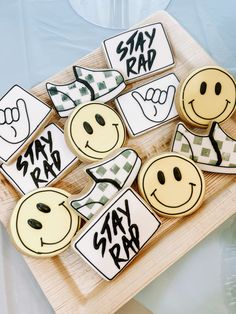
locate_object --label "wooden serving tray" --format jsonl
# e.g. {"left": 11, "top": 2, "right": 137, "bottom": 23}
{"left": 1, "top": 10, "right": 236, "bottom": 314}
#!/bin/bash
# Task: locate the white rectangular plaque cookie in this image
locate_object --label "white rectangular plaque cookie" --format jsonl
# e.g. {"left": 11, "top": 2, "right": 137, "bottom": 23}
{"left": 102, "top": 23, "right": 174, "bottom": 82}
{"left": 115, "top": 73, "right": 179, "bottom": 137}
{"left": 0, "top": 123, "right": 78, "bottom": 194}
{"left": 72, "top": 187, "right": 161, "bottom": 280}
{"left": 0, "top": 85, "right": 52, "bottom": 164}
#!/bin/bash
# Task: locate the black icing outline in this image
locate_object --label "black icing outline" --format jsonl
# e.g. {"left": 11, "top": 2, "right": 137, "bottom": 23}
{"left": 181, "top": 67, "right": 236, "bottom": 127}
{"left": 151, "top": 182, "right": 196, "bottom": 208}
{"left": 73, "top": 66, "right": 126, "bottom": 100}
{"left": 69, "top": 103, "right": 126, "bottom": 160}
{"left": 0, "top": 85, "right": 52, "bottom": 163}
{"left": 0, "top": 123, "right": 77, "bottom": 194}
{"left": 141, "top": 155, "right": 204, "bottom": 216}
{"left": 102, "top": 22, "right": 175, "bottom": 82}
{"left": 131, "top": 85, "right": 176, "bottom": 123}
{"left": 189, "top": 99, "right": 230, "bottom": 121}
{"left": 15, "top": 189, "right": 80, "bottom": 255}
{"left": 208, "top": 121, "right": 222, "bottom": 166}
{"left": 73, "top": 188, "right": 161, "bottom": 280}
{"left": 73, "top": 66, "right": 96, "bottom": 100}
{"left": 115, "top": 73, "right": 179, "bottom": 136}
{"left": 85, "top": 124, "right": 120, "bottom": 153}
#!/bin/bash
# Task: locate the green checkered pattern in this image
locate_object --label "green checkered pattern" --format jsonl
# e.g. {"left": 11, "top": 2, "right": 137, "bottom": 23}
{"left": 74, "top": 66, "right": 123, "bottom": 98}
{"left": 71, "top": 182, "right": 118, "bottom": 220}
{"left": 89, "top": 149, "right": 135, "bottom": 188}
{"left": 47, "top": 81, "right": 91, "bottom": 117}
{"left": 70, "top": 149, "right": 140, "bottom": 220}
{"left": 47, "top": 67, "right": 124, "bottom": 118}
{"left": 172, "top": 123, "right": 236, "bottom": 167}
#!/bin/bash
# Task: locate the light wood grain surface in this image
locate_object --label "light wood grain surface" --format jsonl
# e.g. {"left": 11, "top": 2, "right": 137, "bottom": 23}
{"left": 1, "top": 10, "right": 235, "bottom": 314}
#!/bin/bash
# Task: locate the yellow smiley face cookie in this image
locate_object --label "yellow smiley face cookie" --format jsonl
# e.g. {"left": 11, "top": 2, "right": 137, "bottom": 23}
{"left": 10, "top": 187, "right": 80, "bottom": 257}
{"left": 176, "top": 66, "right": 236, "bottom": 127}
{"left": 138, "top": 153, "right": 205, "bottom": 217}
{"left": 65, "top": 102, "right": 126, "bottom": 162}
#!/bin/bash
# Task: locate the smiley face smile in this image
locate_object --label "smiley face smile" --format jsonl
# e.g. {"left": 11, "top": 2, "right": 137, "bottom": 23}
{"left": 65, "top": 102, "right": 126, "bottom": 162}
{"left": 138, "top": 153, "right": 205, "bottom": 217}
{"left": 151, "top": 182, "right": 196, "bottom": 208}
{"left": 10, "top": 188, "right": 80, "bottom": 257}
{"left": 188, "top": 98, "right": 231, "bottom": 120}
{"left": 85, "top": 123, "right": 120, "bottom": 154}
{"left": 40, "top": 201, "right": 73, "bottom": 247}
{"left": 177, "top": 66, "right": 236, "bottom": 127}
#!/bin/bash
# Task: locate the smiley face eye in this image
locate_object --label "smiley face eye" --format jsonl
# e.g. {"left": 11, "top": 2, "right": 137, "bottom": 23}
{"left": 200, "top": 81, "right": 207, "bottom": 95}
{"left": 173, "top": 167, "right": 182, "bottom": 181}
{"left": 27, "top": 219, "right": 42, "bottom": 230}
{"left": 83, "top": 122, "right": 93, "bottom": 134}
{"left": 36, "top": 203, "right": 51, "bottom": 213}
{"left": 157, "top": 171, "right": 165, "bottom": 185}
{"left": 215, "top": 82, "right": 221, "bottom": 95}
{"left": 95, "top": 114, "right": 105, "bottom": 126}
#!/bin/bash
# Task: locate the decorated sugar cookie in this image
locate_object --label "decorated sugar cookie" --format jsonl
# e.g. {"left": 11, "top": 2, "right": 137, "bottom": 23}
{"left": 65, "top": 102, "right": 126, "bottom": 162}
{"left": 103, "top": 23, "right": 174, "bottom": 82}
{"left": 138, "top": 153, "right": 205, "bottom": 217}
{"left": 10, "top": 187, "right": 80, "bottom": 257}
{"left": 47, "top": 66, "right": 126, "bottom": 118}
{"left": 176, "top": 66, "right": 236, "bottom": 127}
{"left": 0, "top": 124, "right": 78, "bottom": 194}
{"left": 172, "top": 121, "right": 236, "bottom": 174}
{"left": 115, "top": 73, "right": 179, "bottom": 136}
{"left": 0, "top": 85, "right": 52, "bottom": 164}
{"left": 72, "top": 187, "right": 161, "bottom": 280}
{"left": 69, "top": 148, "right": 141, "bottom": 220}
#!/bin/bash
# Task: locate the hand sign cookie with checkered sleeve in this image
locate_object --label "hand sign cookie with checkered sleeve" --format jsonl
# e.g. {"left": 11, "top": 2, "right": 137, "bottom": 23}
{"left": 68, "top": 148, "right": 141, "bottom": 220}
